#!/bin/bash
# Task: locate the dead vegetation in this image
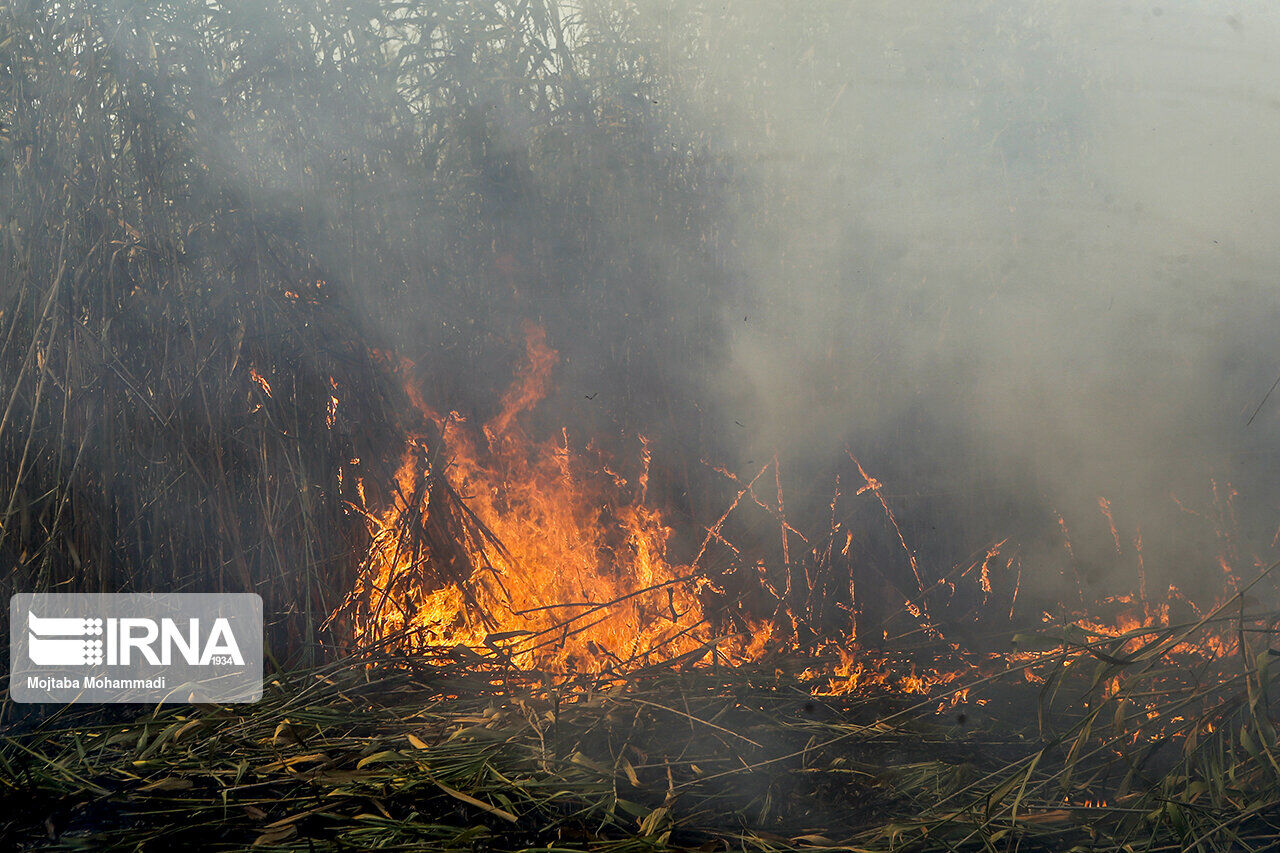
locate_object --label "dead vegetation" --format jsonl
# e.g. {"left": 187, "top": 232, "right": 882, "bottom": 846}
{"left": 3, "top": 601, "right": 1280, "bottom": 853}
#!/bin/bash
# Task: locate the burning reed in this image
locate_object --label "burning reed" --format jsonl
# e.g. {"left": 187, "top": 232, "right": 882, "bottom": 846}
{"left": 340, "top": 325, "right": 771, "bottom": 674}
{"left": 0, "top": 0, "right": 730, "bottom": 662}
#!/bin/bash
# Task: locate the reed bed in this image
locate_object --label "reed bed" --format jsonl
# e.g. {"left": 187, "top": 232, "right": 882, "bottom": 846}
{"left": 4, "top": 4, "right": 1280, "bottom": 851}
{"left": 0, "top": 0, "right": 735, "bottom": 663}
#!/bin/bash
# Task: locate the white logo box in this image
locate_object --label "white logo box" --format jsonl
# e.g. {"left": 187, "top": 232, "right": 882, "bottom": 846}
{"left": 10, "top": 593, "right": 263, "bottom": 703}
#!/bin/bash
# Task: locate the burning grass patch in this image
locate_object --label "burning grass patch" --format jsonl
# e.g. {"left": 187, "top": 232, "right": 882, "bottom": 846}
{"left": 3, "top": 611, "right": 1279, "bottom": 852}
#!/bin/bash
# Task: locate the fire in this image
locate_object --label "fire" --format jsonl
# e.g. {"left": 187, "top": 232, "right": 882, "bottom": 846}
{"left": 348, "top": 325, "right": 754, "bottom": 673}
{"left": 248, "top": 366, "right": 272, "bottom": 398}
{"left": 809, "top": 645, "right": 967, "bottom": 698}
{"left": 339, "top": 325, "right": 1260, "bottom": 716}
{"left": 326, "top": 377, "right": 340, "bottom": 428}
{"left": 1063, "top": 584, "right": 1238, "bottom": 661}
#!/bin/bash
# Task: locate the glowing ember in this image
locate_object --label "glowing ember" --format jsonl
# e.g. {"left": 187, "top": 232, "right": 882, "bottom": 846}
{"left": 249, "top": 366, "right": 272, "bottom": 398}
{"left": 807, "top": 644, "right": 968, "bottom": 699}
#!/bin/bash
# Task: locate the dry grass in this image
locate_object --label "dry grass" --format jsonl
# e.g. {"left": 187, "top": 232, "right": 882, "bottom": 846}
{"left": 3, "top": 602, "right": 1280, "bottom": 852}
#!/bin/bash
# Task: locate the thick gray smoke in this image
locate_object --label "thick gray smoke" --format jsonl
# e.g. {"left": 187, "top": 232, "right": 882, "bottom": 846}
{"left": 655, "top": 1, "right": 1280, "bottom": 604}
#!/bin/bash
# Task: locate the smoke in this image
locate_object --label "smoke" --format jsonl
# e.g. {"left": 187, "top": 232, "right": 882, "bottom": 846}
{"left": 643, "top": 1, "right": 1280, "bottom": 604}
{"left": 7, "top": 0, "right": 1277, "bottom": 625}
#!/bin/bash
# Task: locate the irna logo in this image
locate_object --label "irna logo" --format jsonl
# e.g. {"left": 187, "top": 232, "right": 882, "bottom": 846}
{"left": 27, "top": 611, "right": 244, "bottom": 667}
{"left": 10, "top": 593, "right": 263, "bottom": 704}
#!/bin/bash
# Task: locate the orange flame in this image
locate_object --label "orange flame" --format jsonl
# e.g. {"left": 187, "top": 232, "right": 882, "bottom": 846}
{"left": 350, "top": 325, "right": 755, "bottom": 673}
{"left": 342, "top": 326, "right": 1257, "bottom": 715}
